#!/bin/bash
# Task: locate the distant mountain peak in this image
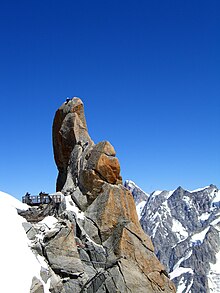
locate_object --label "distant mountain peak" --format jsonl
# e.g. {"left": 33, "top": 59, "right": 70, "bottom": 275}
{"left": 127, "top": 180, "right": 220, "bottom": 293}
{"left": 124, "top": 180, "right": 149, "bottom": 220}
{"left": 124, "top": 180, "right": 149, "bottom": 202}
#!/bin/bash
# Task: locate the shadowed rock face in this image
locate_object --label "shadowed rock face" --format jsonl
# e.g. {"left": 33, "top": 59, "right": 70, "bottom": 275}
{"left": 46, "top": 97, "right": 176, "bottom": 292}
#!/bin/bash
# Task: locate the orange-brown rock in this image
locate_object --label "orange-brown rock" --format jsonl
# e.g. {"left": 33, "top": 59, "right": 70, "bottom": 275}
{"left": 76, "top": 141, "right": 122, "bottom": 204}
{"left": 52, "top": 98, "right": 93, "bottom": 191}
{"left": 118, "top": 258, "right": 175, "bottom": 292}
{"left": 51, "top": 97, "right": 176, "bottom": 293}
{"left": 79, "top": 169, "right": 104, "bottom": 203}
{"left": 86, "top": 183, "right": 153, "bottom": 250}
{"left": 86, "top": 141, "right": 121, "bottom": 184}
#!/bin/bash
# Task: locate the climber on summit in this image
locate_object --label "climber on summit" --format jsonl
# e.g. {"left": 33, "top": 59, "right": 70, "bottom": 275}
{"left": 65, "top": 97, "right": 71, "bottom": 104}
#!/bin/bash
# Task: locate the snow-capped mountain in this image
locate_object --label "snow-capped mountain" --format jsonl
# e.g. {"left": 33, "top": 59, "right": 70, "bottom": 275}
{"left": 126, "top": 183, "right": 220, "bottom": 293}
{"left": 124, "top": 180, "right": 149, "bottom": 219}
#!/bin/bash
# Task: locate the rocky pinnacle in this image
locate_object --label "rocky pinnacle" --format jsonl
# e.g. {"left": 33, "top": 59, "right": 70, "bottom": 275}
{"left": 50, "top": 97, "right": 176, "bottom": 292}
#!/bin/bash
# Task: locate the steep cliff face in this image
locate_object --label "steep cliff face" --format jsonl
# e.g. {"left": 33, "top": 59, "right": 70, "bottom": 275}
{"left": 126, "top": 182, "right": 220, "bottom": 293}
{"left": 47, "top": 97, "right": 175, "bottom": 292}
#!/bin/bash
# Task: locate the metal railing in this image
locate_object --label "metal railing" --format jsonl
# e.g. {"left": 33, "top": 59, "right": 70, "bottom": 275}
{"left": 22, "top": 194, "right": 62, "bottom": 206}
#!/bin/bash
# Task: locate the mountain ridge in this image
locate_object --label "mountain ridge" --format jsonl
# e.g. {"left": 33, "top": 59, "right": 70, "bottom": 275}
{"left": 125, "top": 180, "right": 220, "bottom": 293}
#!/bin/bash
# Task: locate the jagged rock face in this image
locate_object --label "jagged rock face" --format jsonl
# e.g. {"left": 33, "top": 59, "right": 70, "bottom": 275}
{"left": 129, "top": 183, "right": 220, "bottom": 293}
{"left": 46, "top": 97, "right": 175, "bottom": 292}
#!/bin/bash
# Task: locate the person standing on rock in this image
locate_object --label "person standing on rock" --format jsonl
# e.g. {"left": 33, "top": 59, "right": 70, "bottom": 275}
{"left": 39, "top": 191, "right": 45, "bottom": 204}
{"left": 24, "top": 192, "right": 31, "bottom": 204}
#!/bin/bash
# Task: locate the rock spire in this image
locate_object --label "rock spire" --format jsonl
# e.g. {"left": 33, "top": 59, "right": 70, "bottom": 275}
{"left": 50, "top": 97, "right": 176, "bottom": 292}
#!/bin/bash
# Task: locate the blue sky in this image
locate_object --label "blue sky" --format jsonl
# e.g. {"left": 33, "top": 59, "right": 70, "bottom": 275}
{"left": 0, "top": 0, "right": 220, "bottom": 199}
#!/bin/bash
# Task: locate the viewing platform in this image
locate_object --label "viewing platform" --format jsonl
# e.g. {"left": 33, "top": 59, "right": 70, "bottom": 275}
{"left": 22, "top": 192, "right": 62, "bottom": 206}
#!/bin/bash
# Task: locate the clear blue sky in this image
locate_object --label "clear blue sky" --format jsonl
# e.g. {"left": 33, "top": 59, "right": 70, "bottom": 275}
{"left": 0, "top": 0, "right": 220, "bottom": 199}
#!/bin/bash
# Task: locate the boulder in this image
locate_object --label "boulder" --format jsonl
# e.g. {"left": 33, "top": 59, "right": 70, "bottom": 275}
{"left": 76, "top": 141, "right": 122, "bottom": 205}
{"left": 22, "top": 222, "right": 38, "bottom": 240}
{"left": 86, "top": 141, "right": 121, "bottom": 184}
{"left": 30, "top": 277, "right": 44, "bottom": 293}
{"left": 43, "top": 220, "right": 84, "bottom": 276}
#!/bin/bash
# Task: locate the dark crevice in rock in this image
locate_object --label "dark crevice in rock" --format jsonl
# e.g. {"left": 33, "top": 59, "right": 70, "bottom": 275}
{"left": 105, "top": 258, "right": 121, "bottom": 270}
{"left": 133, "top": 250, "right": 149, "bottom": 280}
{"left": 85, "top": 216, "right": 103, "bottom": 244}
{"left": 107, "top": 272, "right": 118, "bottom": 292}
{"left": 53, "top": 268, "right": 84, "bottom": 279}
{"left": 81, "top": 259, "right": 106, "bottom": 266}
{"left": 116, "top": 262, "right": 131, "bottom": 293}
{"left": 125, "top": 226, "right": 154, "bottom": 252}
{"left": 24, "top": 226, "right": 33, "bottom": 235}
{"left": 83, "top": 251, "right": 97, "bottom": 271}
{"left": 84, "top": 243, "right": 107, "bottom": 270}
{"left": 70, "top": 193, "right": 83, "bottom": 210}
{"left": 75, "top": 221, "right": 83, "bottom": 239}
{"left": 104, "top": 283, "right": 110, "bottom": 293}
{"left": 92, "top": 168, "right": 109, "bottom": 183}
{"left": 161, "top": 269, "right": 169, "bottom": 278}
{"left": 79, "top": 270, "right": 105, "bottom": 293}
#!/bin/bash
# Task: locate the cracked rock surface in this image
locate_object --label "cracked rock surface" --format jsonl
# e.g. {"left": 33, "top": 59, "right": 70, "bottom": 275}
{"left": 20, "top": 97, "right": 175, "bottom": 292}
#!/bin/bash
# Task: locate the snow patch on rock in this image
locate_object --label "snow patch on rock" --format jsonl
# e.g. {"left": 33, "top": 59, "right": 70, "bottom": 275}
{"left": 136, "top": 200, "right": 147, "bottom": 220}
{"left": 172, "top": 218, "right": 188, "bottom": 241}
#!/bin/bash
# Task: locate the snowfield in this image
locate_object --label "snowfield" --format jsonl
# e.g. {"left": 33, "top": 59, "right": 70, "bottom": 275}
{"left": 136, "top": 200, "right": 147, "bottom": 219}
{"left": 0, "top": 191, "right": 50, "bottom": 292}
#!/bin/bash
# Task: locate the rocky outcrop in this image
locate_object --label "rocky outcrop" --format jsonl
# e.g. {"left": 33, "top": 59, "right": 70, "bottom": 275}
{"left": 19, "top": 97, "right": 175, "bottom": 293}
{"left": 18, "top": 197, "right": 60, "bottom": 222}
{"left": 50, "top": 97, "right": 175, "bottom": 292}
{"left": 52, "top": 98, "right": 93, "bottom": 191}
{"left": 30, "top": 277, "right": 44, "bottom": 293}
